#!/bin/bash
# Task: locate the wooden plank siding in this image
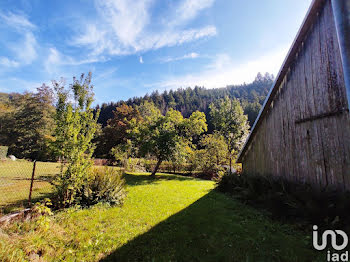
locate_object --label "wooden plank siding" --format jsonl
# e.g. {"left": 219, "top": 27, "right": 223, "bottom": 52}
{"left": 237, "top": 0, "right": 350, "bottom": 190}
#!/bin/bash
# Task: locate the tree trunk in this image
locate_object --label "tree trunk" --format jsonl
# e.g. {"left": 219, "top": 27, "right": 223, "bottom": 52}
{"left": 229, "top": 157, "right": 232, "bottom": 175}
{"left": 151, "top": 159, "right": 162, "bottom": 177}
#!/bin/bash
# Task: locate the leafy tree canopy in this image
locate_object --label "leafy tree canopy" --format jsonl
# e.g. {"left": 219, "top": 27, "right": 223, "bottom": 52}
{"left": 50, "top": 72, "right": 100, "bottom": 207}
{"left": 132, "top": 103, "right": 207, "bottom": 177}
{"left": 209, "top": 96, "right": 249, "bottom": 172}
{"left": 0, "top": 84, "right": 55, "bottom": 160}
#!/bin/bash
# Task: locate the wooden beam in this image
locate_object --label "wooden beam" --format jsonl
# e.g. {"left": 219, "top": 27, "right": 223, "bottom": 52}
{"left": 295, "top": 108, "right": 348, "bottom": 124}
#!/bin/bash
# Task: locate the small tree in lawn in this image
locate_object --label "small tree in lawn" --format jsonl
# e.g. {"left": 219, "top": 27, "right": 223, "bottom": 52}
{"left": 169, "top": 140, "right": 193, "bottom": 173}
{"left": 132, "top": 103, "right": 207, "bottom": 177}
{"left": 200, "top": 133, "right": 227, "bottom": 165}
{"left": 209, "top": 97, "right": 249, "bottom": 174}
{"left": 193, "top": 133, "right": 228, "bottom": 177}
{"left": 51, "top": 72, "right": 100, "bottom": 207}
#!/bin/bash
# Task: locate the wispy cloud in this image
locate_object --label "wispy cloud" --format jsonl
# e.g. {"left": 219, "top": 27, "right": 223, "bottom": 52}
{"left": 98, "top": 0, "right": 151, "bottom": 48}
{"left": 148, "top": 47, "right": 289, "bottom": 90}
{"left": 12, "top": 32, "right": 37, "bottom": 65}
{"left": 141, "top": 26, "right": 216, "bottom": 51}
{"left": 170, "top": 0, "right": 215, "bottom": 27}
{"left": 44, "top": 48, "right": 102, "bottom": 74}
{"left": 73, "top": 0, "right": 217, "bottom": 56}
{"left": 160, "top": 52, "right": 200, "bottom": 63}
{"left": 0, "top": 12, "right": 36, "bottom": 31}
{"left": 0, "top": 57, "right": 19, "bottom": 67}
{"left": 0, "top": 12, "right": 37, "bottom": 66}
{"left": 94, "top": 67, "right": 118, "bottom": 81}
{"left": 0, "top": 77, "right": 42, "bottom": 93}
{"left": 139, "top": 56, "right": 144, "bottom": 64}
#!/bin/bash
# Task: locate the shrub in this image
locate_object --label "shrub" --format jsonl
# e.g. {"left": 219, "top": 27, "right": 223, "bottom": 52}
{"left": 0, "top": 146, "right": 8, "bottom": 159}
{"left": 217, "top": 172, "right": 350, "bottom": 232}
{"left": 93, "top": 158, "right": 112, "bottom": 166}
{"left": 144, "top": 159, "right": 154, "bottom": 172}
{"left": 81, "top": 167, "right": 127, "bottom": 206}
{"left": 125, "top": 158, "right": 146, "bottom": 172}
{"left": 29, "top": 199, "right": 53, "bottom": 232}
{"left": 50, "top": 73, "right": 100, "bottom": 207}
{"left": 143, "top": 159, "right": 192, "bottom": 174}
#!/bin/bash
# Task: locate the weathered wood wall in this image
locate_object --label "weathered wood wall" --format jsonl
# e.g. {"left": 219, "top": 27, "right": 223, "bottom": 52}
{"left": 239, "top": 0, "right": 350, "bottom": 190}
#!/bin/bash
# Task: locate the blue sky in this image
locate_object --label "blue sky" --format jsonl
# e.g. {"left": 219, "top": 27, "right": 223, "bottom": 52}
{"left": 0, "top": 0, "right": 312, "bottom": 104}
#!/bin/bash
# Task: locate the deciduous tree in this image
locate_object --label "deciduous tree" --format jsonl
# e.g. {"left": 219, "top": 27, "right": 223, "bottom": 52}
{"left": 0, "top": 85, "right": 55, "bottom": 160}
{"left": 209, "top": 97, "right": 249, "bottom": 173}
{"left": 132, "top": 104, "right": 207, "bottom": 177}
{"left": 50, "top": 73, "right": 100, "bottom": 207}
{"left": 95, "top": 104, "right": 141, "bottom": 158}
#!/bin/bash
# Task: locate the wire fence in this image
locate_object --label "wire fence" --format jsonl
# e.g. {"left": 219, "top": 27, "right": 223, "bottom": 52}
{"left": 0, "top": 160, "right": 60, "bottom": 215}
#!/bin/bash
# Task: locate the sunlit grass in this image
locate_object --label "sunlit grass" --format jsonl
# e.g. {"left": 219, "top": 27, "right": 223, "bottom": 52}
{"left": 0, "top": 160, "right": 58, "bottom": 213}
{"left": 0, "top": 161, "right": 125, "bottom": 214}
{"left": 0, "top": 172, "right": 322, "bottom": 261}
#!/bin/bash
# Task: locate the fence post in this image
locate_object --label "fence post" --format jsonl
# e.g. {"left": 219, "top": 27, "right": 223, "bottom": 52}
{"left": 28, "top": 160, "right": 37, "bottom": 206}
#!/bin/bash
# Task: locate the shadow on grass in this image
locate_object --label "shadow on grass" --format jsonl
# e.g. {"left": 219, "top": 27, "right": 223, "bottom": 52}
{"left": 10, "top": 174, "right": 55, "bottom": 182}
{"left": 100, "top": 190, "right": 321, "bottom": 262}
{"left": 1, "top": 173, "right": 54, "bottom": 214}
{"left": 35, "top": 175, "right": 55, "bottom": 184}
{"left": 0, "top": 191, "right": 55, "bottom": 214}
{"left": 124, "top": 173, "right": 194, "bottom": 187}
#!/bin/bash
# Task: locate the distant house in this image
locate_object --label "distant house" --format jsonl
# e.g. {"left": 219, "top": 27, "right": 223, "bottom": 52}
{"left": 237, "top": 0, "right": 350, "bottom": 190}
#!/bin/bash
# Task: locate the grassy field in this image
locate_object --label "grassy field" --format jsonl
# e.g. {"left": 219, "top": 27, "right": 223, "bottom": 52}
{"left": 0, "top": 172, "right": 324, "bottom": 262}
{"left": 0, "top": 160, "right": 58, "bottom": 213}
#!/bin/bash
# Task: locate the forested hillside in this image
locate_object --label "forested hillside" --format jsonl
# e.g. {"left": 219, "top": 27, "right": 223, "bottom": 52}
{"left": 0, "top": 72, "right": 273, "bottom": 161}
{"left": 96, "top": 72, "right": 274, "bottom": 128}
{"left": 0, "top": 92, "right": 10, "bottom": 103}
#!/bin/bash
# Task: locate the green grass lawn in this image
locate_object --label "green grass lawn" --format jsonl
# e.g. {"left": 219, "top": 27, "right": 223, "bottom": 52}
{"left": 0, "top": 160, "right": 58, "bottom": 213}
{"left": 0, "top": 172, "right": 323, "bottom": 262}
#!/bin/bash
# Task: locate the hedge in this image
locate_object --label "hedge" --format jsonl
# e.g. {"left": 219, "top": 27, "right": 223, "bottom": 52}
{"left": 0, "top": 146, "right": 8, "bottom": 159}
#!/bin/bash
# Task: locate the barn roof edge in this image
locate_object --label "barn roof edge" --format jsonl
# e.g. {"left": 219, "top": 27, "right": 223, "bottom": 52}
{"left": 237, "top": 0, "right": 326, "bottom": 163}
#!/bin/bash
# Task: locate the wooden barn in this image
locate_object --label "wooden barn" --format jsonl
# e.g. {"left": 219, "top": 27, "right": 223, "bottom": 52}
{"left": 237, "top": 0, "right": 350, "bottom": 190}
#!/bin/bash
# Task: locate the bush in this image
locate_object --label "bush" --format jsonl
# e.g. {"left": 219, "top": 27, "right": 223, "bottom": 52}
{"left": 81, "top": 167, "right": 127, "bottom": 206}
{"left": 217, "top": 172, "right": 350, "bottom": 232}
{"left": 31, "top": 199, "right": 53, "bottom": 231}
{"left": 142, "top": 159, "right": 194, "bottom": 175}
{"left": 125, "top": 158, "right": 146, "bottom": 172}
{"left": 0, "top": 146, "right": 8, "bottom": 159}
{"left": 93, "top": 158, "right": 112, "bottom": 166}
{"left": 187, "top": 150, "right": 226, "bottom": 180}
